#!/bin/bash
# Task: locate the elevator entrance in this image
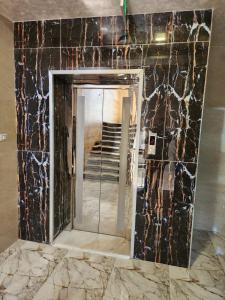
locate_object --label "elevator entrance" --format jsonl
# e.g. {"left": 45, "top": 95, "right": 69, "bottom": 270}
{"left": 50, "top": 70, "right": 143, "bottom": 257}
{"left": 73, "top": 86, "right": 136, "bottom": 238}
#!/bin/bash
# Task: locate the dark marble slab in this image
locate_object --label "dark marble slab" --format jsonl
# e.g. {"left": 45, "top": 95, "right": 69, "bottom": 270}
{"left": 14, "top": 20, "right": 60, "bottom": 48}
{"left": 14, "top": 21, "right": 39, "bottom": 48}
{"left": 174, "top": 162, "right": 197, "bottom": 204}
{"left": 151, "top": 12, "right": 173, "bottom": 44}
{"left": 164, "top": 42, "right": 209, "bottom": 162}
{"left": 61, "top": 17, "right": 115, "bottom": 47}
{"left": 134, "top": 160, "right": 195, "bottom": 267}
{"left": 139, "top": 45, "right": 171, "bottom": 160}
{"left": 113, "top": 15, "right": 127, "bottom": 45}
{"left": 18, "top": 150, "right": 49, "bottom": 242}
{"left": 127, "top": 14, "right": 151, "bottom": 44}
{"left": 112, "top": 45, "right": 143, "bottom": 69}
{"left": 61, "top": 47, "right": 112, "bottom": 69}
{"left": 15, "top": 48, "right": 60, "bottom": 152}
{"left": 173, "top": 10, "right": 212, "bottom": 42}
{"left": 136, "top": 160, "right": 196, "bottom": 209}
{"left": 61, "top": 18, "right": 85, "bottom": 47}
{"left": 14, "top": 10, "right": 211, "bottom": 269}
{"left": 53, "top": 78, "right": 72, "bottom": 237}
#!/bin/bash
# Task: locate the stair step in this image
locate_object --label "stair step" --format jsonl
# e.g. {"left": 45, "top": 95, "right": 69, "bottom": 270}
{"left": 86, "top": 165, "right": 119, "bottom": 174}
{"left": 84, "top": 173, "right": 119, "bottom": 182}
{"left": 103, "top": 122, "right": 121, "bottom": 128}
{"left": 88, "top": 158, "right": 120, "bottom": 167}
{"left": 91, "top": 150, "right": 120, "bottom": 157}
{"left": 92, "top": 145, "right": 120, "bottom": 151}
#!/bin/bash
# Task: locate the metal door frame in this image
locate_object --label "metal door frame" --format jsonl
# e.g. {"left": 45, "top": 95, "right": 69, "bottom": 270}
{"left": 49, "top": 69, "right": 143, "bottom": 258}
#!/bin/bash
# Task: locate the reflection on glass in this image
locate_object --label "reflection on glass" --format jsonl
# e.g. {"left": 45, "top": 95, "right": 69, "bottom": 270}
{"left": 74, "top": 88, "right": 103, "bottom": 233}
{"left": 74, "top": 86, "right": 138, "bottom": 239}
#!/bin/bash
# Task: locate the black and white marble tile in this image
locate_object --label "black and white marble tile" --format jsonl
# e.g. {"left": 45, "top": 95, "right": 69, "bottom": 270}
{"left": 18, "top": 151, "right": 49, "bottom": 242}
{"left": 14, "top": 20, "right": 60, "bottom": 48}
{"left": 164, "top": 42, "right": 208, "bottom": 162}
{"left": 134, "top": 160, "right": 197, "bottom": 267}
{"left": 61, "top": 46, "right": 113, "bottom": 69}
{"left": 173, "top": 10, "right": 212, "bottom": 42}
{"left": 13, "top": 10, "right": 212, "bottom": 269}
{"left": 15, "top": 48, "right": 60, "bottom": 152}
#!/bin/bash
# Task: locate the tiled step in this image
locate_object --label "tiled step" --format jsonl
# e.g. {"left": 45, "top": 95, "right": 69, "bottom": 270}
{"left": 84, "top": 172, "right": 119, "bottom": 182}
{"left": 86, "top": 165, "right": 119, "bottom": 174}
{"left": 90, "top": 150, "right": 120, "bottom": 158}
{"left": 103, "top": 122, "right": 121, "bottom": 128}
{"left": 92, "top": 145, "right": 120, "bottom": 152}
{"left": 88, "top": 157, "right": 120, "bottom": 168}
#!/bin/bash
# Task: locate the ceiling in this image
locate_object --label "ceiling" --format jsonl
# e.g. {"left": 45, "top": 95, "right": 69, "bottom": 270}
{"left": 0, "top": 0, "right": 220, "bottom": 22}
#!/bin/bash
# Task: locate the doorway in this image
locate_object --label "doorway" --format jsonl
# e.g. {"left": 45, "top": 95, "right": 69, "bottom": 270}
{"left": 49, "top": 70, "right": 143, "bottom": 257}
{"left": 73, "top": 86, "right": 136, "bottom": 239}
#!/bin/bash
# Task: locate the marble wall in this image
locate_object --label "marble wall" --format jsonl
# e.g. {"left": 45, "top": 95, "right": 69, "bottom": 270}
{"left": 14, "top": 9, "right": 212, "bottom": 267}
{"left": 53, "top": 78, "right": 72, "bottom": 237}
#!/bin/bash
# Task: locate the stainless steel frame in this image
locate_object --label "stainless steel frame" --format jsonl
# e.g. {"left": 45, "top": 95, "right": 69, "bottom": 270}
{"left": 49, "top": 69, "right": 144, "bottom": 258}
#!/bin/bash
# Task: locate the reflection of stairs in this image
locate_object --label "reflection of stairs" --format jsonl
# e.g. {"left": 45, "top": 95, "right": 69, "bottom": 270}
{"left": 84, "top": 122, "right": 122, "bottom": 182}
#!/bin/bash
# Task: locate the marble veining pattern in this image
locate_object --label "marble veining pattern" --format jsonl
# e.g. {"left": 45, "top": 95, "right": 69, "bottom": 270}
{"left": 14, "top": 9, "right": 212, "bottom": 267}
{"left": 0, "top": 230, "right": 225, "bottom": 299}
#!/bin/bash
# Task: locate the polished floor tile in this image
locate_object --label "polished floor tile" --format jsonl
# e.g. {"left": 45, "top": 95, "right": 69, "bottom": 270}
{"left": 53, "top": 230, "right": 131, "bottom": 256}
{"left": 0, "top": 230, "right": 224, "bottom": 299}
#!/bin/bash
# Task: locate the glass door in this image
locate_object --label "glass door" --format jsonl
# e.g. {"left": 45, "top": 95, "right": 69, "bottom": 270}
{"left": 74, "top": 88, "right": 103, "bottom": 233}
{"left": 73, "top": 87, "right": 135, "bottom": 238}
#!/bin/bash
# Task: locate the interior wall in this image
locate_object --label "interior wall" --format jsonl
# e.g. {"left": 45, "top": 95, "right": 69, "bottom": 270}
{"left": 0, "top": 15, "right": 17, "bottom": 252}
{"left": 53, "top": 77, "right": 72, "bottom": 238}
{"left": 14, "top": 10, "right": 211, "bottom": 268}
{"left": 194, "top": 24, "right": 225, "bottom": 234}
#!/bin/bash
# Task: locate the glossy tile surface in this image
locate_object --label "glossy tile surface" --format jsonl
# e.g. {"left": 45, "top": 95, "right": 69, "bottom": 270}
{"left": 0, "top": 230, "right": 225, "bottom": 299}
{"left": 14, "top": 10, "right": 212, "bottom": 267}
{"left": 54, "top": 230, "right": 130, "bottom": 256}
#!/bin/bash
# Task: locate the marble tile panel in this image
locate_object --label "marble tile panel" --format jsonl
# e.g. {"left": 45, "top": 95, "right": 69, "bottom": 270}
{"left": 191, "top": 244, "right": 222, "bottom": 271}
{"left": 61, "top": 18, "right": 85, "bottom": 47}
{"left": 135, "top": 201, "right": 193, "bottom": 267}
{"left": 104, "top": 259, "right": 170, "bottom": 299}
{"left": 33, "top": 250, "right": 114, "bottom": 300}
{"left": 173, "top": 10, "right": 212, "bottom": 42}
{"left": 209, "top": 232, "right": 225, "bottom": 256}
{"left": 54, "top": 230, "right": 130, "bottom": 256}
{"left": 14, "top": 21, "right": 39, "bottom": 48}
{"left": 170, "top": 265, "right": 225, "bottom": 298}
{"left": 170, "top": 278, "right": 224, "bottom": 300}
{"left": 18, "top": 151, "right": 49, "bottom": 242}
{"left": 112, "top": 15, "right": 127, "bottom": 45}
{"left": 61, "top": 46, "right": 112, "bottom": 69}
{"left": 164, "top": 42, "right": 209, "bottom": 162}
{"left": 127, "top": 14, "right": 151, "bottom": 44}
{"left": 17, "top": 151, "right": 49, "bottom": 192}
{"left": 151, "top": 12, "right": 173, "bottom": 44}
{"left": 126, "top": 12, "right": 173, "bottom": 45}
{"left": 14, "top": 20, "right": 60, "bottom": 48}
{"left": 0, "top": 241, "right": 66, "bottom": 300}
{"left": 139, "top": 45, "right": 171, "bottom": 160}
{"left": 37, "top": 20, "right": 60, "bottom": 48}
{"left": 112, "top": 45, "right": 143, "bottom": 69}
{"left": 15, "top": 48, "right": 60, "bottom": 152}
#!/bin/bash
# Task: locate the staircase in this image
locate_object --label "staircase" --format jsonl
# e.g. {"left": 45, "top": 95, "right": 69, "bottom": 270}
{"left": 84, "top": 122, "right": 135, "bottom": 182}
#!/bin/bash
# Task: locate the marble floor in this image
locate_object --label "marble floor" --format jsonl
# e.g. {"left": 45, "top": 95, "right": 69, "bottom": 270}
{"left": 54, "top": 230, "right": 130, "bottom": 256}
{"left": 0, "top": 230, "right": 224, "bottom": 299}
{"left": 74, "top": 180, "right": 132, "bottom": 238}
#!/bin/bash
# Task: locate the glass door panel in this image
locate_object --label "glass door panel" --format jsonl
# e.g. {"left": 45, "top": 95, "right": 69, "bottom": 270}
{"left": 74, "top": 88, "right": 103, "bottom": 233}
{"left": 99, "top": 88, "right": 129, "bottom": 237}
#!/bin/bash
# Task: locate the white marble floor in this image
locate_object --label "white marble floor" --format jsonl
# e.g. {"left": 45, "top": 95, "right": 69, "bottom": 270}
{"left": 0, "top": 230, "right": 225, "bottom": 299}
{"left": 53, "top": 230, "right": 130, "bottom": 256}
